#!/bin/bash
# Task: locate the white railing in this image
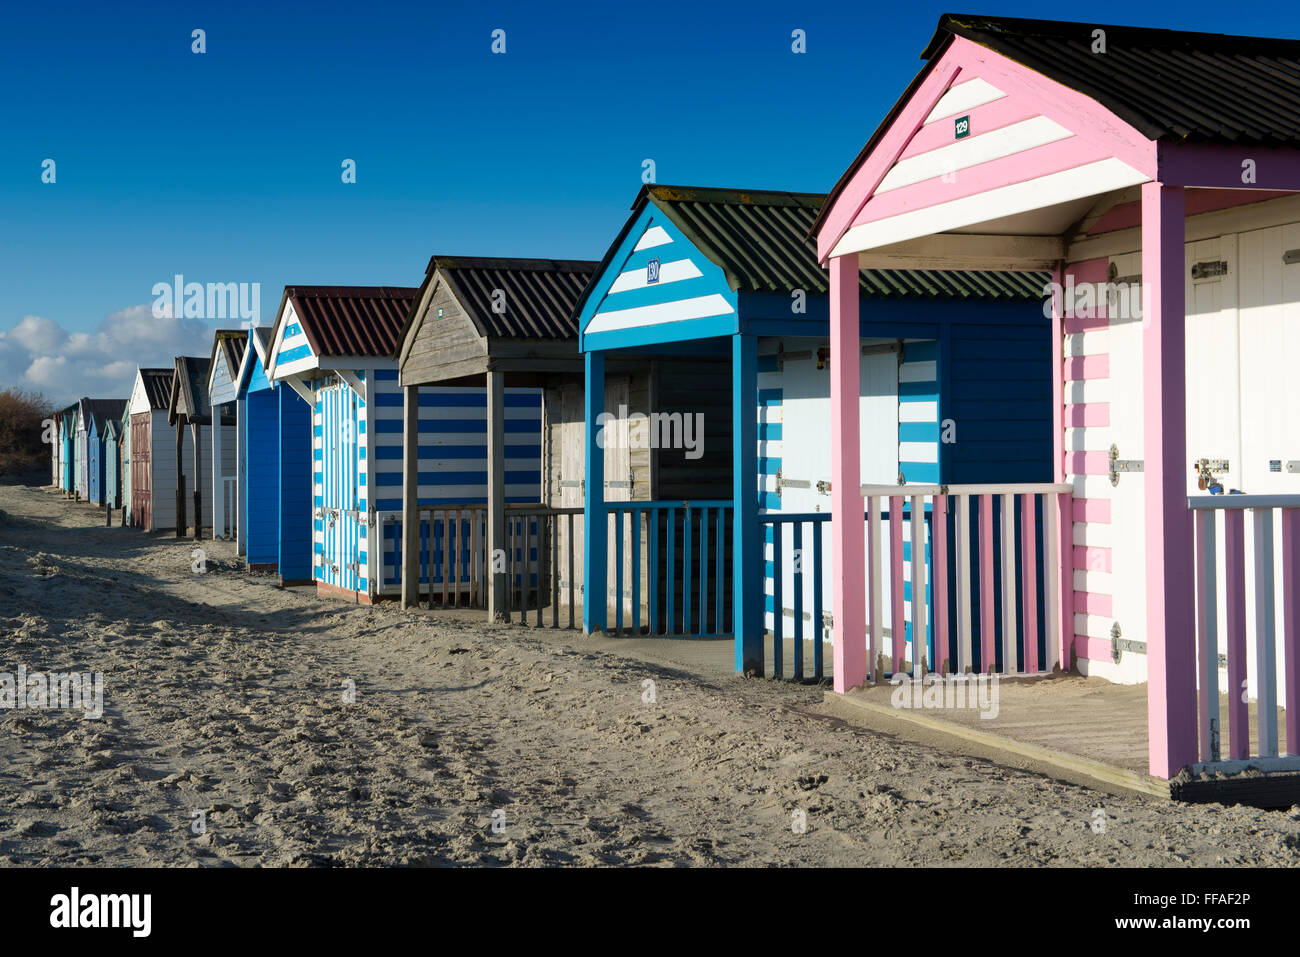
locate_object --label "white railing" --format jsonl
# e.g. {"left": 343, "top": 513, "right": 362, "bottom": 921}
{"left": 860, "top": 483, "right": 1072, "bottom": 680}
{"left": 1189, "top": 494, "right": 1300, "bottom": 774}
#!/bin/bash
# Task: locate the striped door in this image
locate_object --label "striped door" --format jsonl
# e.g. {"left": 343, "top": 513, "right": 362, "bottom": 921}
{"left": 318, "top": 384, "right": 363, "bottom": 593}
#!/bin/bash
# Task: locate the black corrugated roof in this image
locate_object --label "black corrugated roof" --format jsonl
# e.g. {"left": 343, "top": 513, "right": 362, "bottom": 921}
{"left": 812, "top": 13, "right": 1300, "bottom": 242}
{"left": 137, "top": 368, "right": 173, "bottom": 411}
{"left": 79, "top": 398, "right": 127, "bottom": 433}
{"left": 582, "top": 185, "right": 1045, "bottom": 309}
{"left": 430, "top": 257, "right": 599, "bottom": 340}
{"left": 169, "top": 356, "right": 213, "bottom": 424}
{"left": 929, "top": 14, "right": 1300, "bottom": 147}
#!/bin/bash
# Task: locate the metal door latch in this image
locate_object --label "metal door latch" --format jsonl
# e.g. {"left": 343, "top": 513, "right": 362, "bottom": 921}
{"left": 1110, "top": 622, "right": 1146, "bottom": 663}
{"left": 1109, "top": 444, "right": 1143, "bottom": 486}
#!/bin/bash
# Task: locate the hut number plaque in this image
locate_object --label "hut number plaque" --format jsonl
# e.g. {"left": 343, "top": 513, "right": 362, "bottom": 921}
{"left": 646, "top": 258, "right": 660, "bottom": 284}
{"left": 954, "top": 115, "right": 970, "bottom": 139}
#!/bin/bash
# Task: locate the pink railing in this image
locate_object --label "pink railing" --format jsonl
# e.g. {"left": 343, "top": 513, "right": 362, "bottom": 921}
{"left": 1190, "top": 495, "right": 1300, "bottom": 773}
{"left": 861, "top": 483, "right": 1073, "bottom": 680}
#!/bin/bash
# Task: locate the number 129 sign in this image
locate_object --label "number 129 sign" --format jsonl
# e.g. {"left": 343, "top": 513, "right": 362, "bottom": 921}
{"left": 954, "top": 115, "right": 970, "bottom": 139}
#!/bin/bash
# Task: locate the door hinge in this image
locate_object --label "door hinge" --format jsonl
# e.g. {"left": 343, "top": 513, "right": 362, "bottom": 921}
{"left": 1110, "top": 622, "right": 1146, "bottom": 663}
{"left": 1109, "top": 444, "right": 1143, "bottom": 486}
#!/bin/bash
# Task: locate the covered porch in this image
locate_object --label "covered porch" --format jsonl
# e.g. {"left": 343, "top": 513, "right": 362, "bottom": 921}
{"left": 815, "top": 13, "right": 1300, "bottom": 783}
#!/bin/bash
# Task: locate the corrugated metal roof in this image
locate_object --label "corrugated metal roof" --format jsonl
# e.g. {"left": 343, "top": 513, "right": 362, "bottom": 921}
{"left": 929, "top": 14, "right": 1300, "bottom": 147}
{"left": 640, "top": 185, "right": 1045, "bottom": 298}
{"left": 212, "top": 329, "right": 247, "bottom": 379}
{"left": 431, "top": 257, "right": 599, "bottom": 339}
{"left": 813, "top": 14, "right": 1300, "bottom": 242}
{"left": 283, "top": 286, "right": 418, "bottom": 358}
{"left": 137, "top": 368, "right": 173, "bottom": 411}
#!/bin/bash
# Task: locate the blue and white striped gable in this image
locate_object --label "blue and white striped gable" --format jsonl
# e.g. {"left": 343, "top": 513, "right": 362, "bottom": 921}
{"left": 268, "top": 303, "right": 318, "bottom": 379}
{"left": 579, "top": 206, "right": 738, "bottom": 351}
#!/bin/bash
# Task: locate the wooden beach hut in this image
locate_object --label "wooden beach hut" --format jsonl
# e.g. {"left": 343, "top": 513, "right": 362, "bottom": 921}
{"left": 73, "top": 398, "right": 92, "bottom": 500}
{"left": 128, "top": 366, "right": 205, "bottom": 533}
{"left": 396, "top": 257, "right": 600, "bottom": 619}
{"left": 53, "top": 402, "right": 77, "bottom": 495}
{"left": 237, "top": 324, "right": 314, "bottom": 583}
{"left": 104, "top": 419, "right": 123, "bottom": 510}
{"left": 85, "top": 400, "right": 127, "bottom": 505}
{"left": 267, "top": 284, "right": 544, "bottom": 604}
{"left": 205, "top": 330, "right": 248, "bottom": 541}
{"left": 119, "top": 404, "right": 133, "bottom": 524}
{"left": 167, "top": 355, "right": 229, "bottom": 537}
{"left": 812, "top": 13, "right": 1300, "bottom": 786}
{"left": 575, "top": 184, "right": 1050, "bottom": 675}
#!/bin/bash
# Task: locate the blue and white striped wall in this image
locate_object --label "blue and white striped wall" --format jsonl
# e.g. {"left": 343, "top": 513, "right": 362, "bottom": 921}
{"left": 898, "top": 340, "right": 940, "bottom": 485}
{"left": 308, "top": 368, "right": 542, "bottom": 597}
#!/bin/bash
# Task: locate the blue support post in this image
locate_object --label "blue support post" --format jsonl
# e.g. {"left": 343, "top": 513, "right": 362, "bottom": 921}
{"left": 583, "top": 350, "right": 607, "bottom": 633}
{"left": 733, "top": 333, "right": 762, "bottom": 674}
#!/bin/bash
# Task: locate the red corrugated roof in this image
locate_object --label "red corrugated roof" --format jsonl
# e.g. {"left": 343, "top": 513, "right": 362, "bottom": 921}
{"left": 284, "top": 286, "right": 419, "bottom": 359}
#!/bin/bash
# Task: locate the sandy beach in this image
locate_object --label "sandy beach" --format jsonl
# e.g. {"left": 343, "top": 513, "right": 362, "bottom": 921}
{"left": 2, "top": 481, "right": 1299, "bottom": 867}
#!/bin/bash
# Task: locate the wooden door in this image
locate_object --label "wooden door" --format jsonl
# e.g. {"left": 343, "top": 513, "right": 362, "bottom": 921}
{"left": 131, "top": 413, "right": 152, "bottom": 530}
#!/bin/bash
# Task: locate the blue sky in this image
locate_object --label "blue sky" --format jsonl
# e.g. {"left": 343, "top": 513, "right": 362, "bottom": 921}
{"left": 2, "top": 0, "right": 1297, "bottom": 403}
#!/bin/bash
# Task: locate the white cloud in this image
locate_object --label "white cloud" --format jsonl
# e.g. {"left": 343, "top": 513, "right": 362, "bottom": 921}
{"left": 0, "top": 305, "right": 218, "bottom": 406}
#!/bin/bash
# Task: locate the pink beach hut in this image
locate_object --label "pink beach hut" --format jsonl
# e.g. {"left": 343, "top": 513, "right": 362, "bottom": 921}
{"left": 814, "top": 14, "right": 1300, "bottom": 787}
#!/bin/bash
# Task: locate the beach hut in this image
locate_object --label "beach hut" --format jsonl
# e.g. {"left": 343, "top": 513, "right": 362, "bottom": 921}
{"left": 119, "top": 404, "right": 132, "bottom": 524}
{"left": 85, "top": 400, "right": 127, "bottom": 505}
{"left": 167, "top": 355, "right": 227, "bottom": 537}
{"left": 103, "top": 419, "right": 123, "bottom": 510}
{"left": 128, "top": 366, "right": 203, "bottom": 533}
{"left": 205, "top": 330, "right": 248, "bottom": 541}
{"left": 236, "top": 325, "right": 314, "bottom": 583}
{"left": 575, "top": 184, "right": 1050, "bottom": 675}
{"left": 812, "top": 13, "right": 1300, "bottom": 783}
{"left": 73, "top": 398, "right": 92, "bottom": 500}
{"left": 267, "top": 284, "right": 543, "bottom": 604}
{"left": 396, "top": 257, "right": 598, "bottom": 619}
{"left": 53, "top": 402, "right": 77, "bottom": 495}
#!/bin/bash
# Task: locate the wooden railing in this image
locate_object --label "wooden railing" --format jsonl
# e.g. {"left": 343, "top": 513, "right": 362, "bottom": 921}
{"left": 1189, "top": 495, "right": 1300, "bottom": 773}
{"left": 860, "top": 483, "right": 1073, "bottom": 679}
{"left": 760, "top": 512, "right": 829, "bottom": 681}
{"left": 387, "top": 505, "right": 582, "bottom": 627}
{"left": 606, "top": 501, "right": 733, "bottom": 637}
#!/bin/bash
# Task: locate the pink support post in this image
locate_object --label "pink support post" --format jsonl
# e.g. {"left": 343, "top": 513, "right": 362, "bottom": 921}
{"left": 1021, "top": 493, "right": 1039, "bottom": 674}
{"left": 891, "top": 495, "right": 905, "bottom": 673}
{"left": 1141, "top": 182, "right": 1198, "bottom": 778}
{"left": 1282, "top": 509, "right": 1300, "bottom": 756}
{"left": 867, "top": 495, "right": 879, "bottom": 681}
{"left": 829, "top": 254, "right": 865, "bottom": 693}
{"left": 979, "top": 495, "right": 995, "bottom": 673}
{"left": 933, "top": 496, "right": 950, "bottom": 673}
{"left": 1050, "top": 264, "right": 1074, "bottom": 671}
{"left": 1224, "top": 510, "right": 1249, "bottom": 760}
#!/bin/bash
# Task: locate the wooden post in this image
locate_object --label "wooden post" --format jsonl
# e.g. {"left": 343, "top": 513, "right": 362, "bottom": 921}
{"left": 401, "top": 384, "right": 420, "bottom": 610}
{"left": 1142, "top": 182, "right": 1197, "bottom": 778}
{"left": 176, "top": 419, "right": 185, "bottom": 537}
{"left": 191, "top": 421, "right": 202, "bottom": 540}
{"left": 732, "top": 333, "right": 762, "bottom": 674}
{"left": 829, "top": 254, "right": 866, "bottom": 691}
{"left": 487, "top": 369, "right": 507, "bottom": 622}
{"left": 582, "top": 351, "right": 607, "bottom": 634}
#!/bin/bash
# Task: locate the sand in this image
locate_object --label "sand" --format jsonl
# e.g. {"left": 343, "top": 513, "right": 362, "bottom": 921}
{"left": 1, "top": 481, "right": 1299, "bottom": 867}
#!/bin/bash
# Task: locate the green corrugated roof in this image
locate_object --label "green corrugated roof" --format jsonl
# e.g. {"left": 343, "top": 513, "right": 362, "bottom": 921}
{"left": 642, "top": 184, "right": 1047, "bottom": 299}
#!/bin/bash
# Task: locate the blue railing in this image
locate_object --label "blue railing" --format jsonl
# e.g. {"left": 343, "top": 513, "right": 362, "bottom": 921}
{"left": 760, "top": 512, "right": 830, "bottom": 681}
{"left": 607, "top": 500, "right": 733, "bottom": 637}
